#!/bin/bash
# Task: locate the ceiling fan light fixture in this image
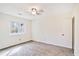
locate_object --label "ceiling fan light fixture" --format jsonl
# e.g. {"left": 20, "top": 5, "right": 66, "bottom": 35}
{"left": 31, "top": 8, "right": 37, "bottom": 15}
{"left": 32, "top": 11, "right": 36, "bottom": 15}
{"left": 30, "top": 7, "right": 44, "bottom": 16}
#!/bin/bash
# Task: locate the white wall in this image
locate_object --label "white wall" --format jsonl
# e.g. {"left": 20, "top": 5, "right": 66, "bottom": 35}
{"left": 32, "top": 4, "right": 75, "bottom": 48}
{"left": 73, "top": 4, "right": 79, "bottom": 56}
{"left": 0, "top": 12, "right": 32, "bottom": 49}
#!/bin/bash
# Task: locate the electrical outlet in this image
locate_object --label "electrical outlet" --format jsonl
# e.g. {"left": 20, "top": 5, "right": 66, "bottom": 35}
{"left": 61, "top": 34, "right": 64, "bottom": 36}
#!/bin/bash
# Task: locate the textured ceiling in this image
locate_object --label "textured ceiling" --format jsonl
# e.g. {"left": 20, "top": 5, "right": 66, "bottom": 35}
{"left": 0, "top": 3, "right": 75, "bottom": 20}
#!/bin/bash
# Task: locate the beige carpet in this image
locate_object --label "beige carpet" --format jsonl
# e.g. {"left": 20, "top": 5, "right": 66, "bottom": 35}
{"left": 0, "top": 41, "right": 74, "bottom": 56}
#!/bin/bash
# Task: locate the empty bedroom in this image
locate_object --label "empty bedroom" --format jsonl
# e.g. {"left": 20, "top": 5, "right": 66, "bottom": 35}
{"left": 0, "top": 3, "right": 79, "bottom": 56}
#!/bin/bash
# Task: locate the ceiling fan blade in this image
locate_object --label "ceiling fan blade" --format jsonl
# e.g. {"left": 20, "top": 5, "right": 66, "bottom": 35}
{"left": 38, "top": 9, "right": 44, "bottom": 12}
{"left": 22, "top": 10, "right": 33, "bottom": 15}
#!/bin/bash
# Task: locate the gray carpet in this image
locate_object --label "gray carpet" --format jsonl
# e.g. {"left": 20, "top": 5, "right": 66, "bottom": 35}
{"left": 0, "top": 41, "right": 74, "bottom": 56}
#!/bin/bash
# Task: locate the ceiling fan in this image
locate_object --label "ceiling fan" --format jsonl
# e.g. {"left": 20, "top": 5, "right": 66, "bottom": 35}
{"left": 23, "top": 7, "right": 44, "bottom": 16}
{"left": 31, "top": 8, "right": 44, "bottom": 15}
{"left": 18, "top": 6, "right": 44, "bottom": 16}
